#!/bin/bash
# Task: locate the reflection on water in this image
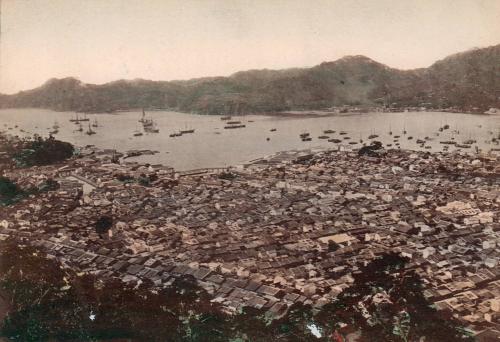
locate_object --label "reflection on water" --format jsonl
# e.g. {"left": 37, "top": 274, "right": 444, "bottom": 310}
{"left": 1, "top": 109, "right": 500, "bottom": 170}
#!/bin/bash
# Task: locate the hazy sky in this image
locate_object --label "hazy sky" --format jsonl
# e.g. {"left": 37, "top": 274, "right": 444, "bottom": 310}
{"left": 1, "top": 0, "right": 499, "bottom": 94}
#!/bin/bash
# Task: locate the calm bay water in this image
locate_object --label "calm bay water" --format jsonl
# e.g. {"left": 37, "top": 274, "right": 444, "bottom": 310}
{"left": 1, "top": 109, "right": 499, "bottom": 170}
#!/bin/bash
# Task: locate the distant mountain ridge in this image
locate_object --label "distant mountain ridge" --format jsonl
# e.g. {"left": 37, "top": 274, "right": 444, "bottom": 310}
{"left": 1, "top": 44, "right": 499, "bottom": 114}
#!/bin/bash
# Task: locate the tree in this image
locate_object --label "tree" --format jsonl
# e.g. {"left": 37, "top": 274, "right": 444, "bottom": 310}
{"left": 0, "top": 177, "right": 25, "bottom": 206}
{"left": 316, "top": 253, "right": 474, "bottom": 342}
{"left": 328, "top": 240, "right": 340, "bottom": 252}
{"left": 13, "top": 136, "right": 74, "bottom": 167}
{"left": 94, "top": 216, "right": 113, "bottom": 235}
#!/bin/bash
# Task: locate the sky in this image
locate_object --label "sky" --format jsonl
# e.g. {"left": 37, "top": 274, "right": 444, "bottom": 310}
{"left": 1, "top": 0, "right": 499, "bottom": 94}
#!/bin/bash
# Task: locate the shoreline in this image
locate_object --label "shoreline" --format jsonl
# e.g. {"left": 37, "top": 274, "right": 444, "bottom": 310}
{"left": 0, "top": 106, "right": 497, "bottom": 117}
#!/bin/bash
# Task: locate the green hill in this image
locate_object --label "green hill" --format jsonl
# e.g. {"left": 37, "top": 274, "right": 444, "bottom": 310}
{"left": 1, "top": 44, "right": 499, "bottom": 114}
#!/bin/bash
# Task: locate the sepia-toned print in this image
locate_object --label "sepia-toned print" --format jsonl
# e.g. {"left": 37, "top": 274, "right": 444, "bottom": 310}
{"left": 0, "top": 1, "right": 499, "bottom": 341}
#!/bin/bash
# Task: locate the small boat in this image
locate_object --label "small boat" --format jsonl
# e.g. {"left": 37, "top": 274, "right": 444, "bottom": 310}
{"left": 270, "top": 128, "right": 277, "bottom": 132}
{"left": 339, "top": 131, "right": 348, "bottom": 135}
{"left": 227, "top": 121, "right": 241, "bottom": 125}
{"left": 416, "top": 139, "right": 425, "bottom": 144}
{"left": 169, "top": 132, "right": 182, "bottom": 137}
{"left": 443, "top": 124, "right": 450, "bottom": 130}
{"left": 133, "top": 132, "right": 143, "bottom": 137}
{"left": 456, "top": 144, "right": 471, "bottom": 149}
{"left": 407, "top": 136, "right": 413, "bottom": 140}
{"left": 343, "top": 136, "right": 351, "bottom": 140}
{"left": 224, "top": 124, "right": 245, "bottom": 129}
{"left": 301, "top": 137, "right": 312, "bottom": 142}
{"left": 439, "top": 141, "right": 456, "bottom": 145}
{"left": 92, "top": 118, "right": 99, "bottom": 128}
{"left": 368, "top": 134, "right": 378, "bottom": 139}
{"left": 328, "top": 139, "right": 342, "bottom": 143}
{"left": 425, "top": 146, "right": 432, "bottom": 149}
{"left": 49, "top": 129, "right": 58, "bottom": 134}
{"left": 324, "top": 129, "right": 335, "bottom": 134}
{"left": 318, "top": 135, "right": 329, "bottom": 139}
{"left": 180, "top": 128, "right": 195, "bottom": 134}
{"left": 220, "top": 116, "right": 232, "bottom": 121}
{"left": 394, "top": 135, "right": 401, "bottom": 138}
{"left": 86, "top": 124, "right": 96, "bottom": 135}
{"left": 348, "top": 141, "right": 358, "bottom": 145}
{"left": 299, "top": 132, "right": 310, "bottom": 138}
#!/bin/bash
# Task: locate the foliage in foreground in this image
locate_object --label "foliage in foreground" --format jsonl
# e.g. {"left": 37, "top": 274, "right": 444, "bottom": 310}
{"left": 0, "top": 241, "right": 472, "bottom": 341}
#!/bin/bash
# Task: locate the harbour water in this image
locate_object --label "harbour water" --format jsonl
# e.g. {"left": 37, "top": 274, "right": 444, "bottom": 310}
{"left": 1, "top": 108, "right": 499, "bottom": 170}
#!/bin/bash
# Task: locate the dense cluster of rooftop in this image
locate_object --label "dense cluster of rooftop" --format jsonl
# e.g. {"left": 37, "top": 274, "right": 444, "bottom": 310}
{"left": 0, "top": 135, "right": 499, "bottom": 338}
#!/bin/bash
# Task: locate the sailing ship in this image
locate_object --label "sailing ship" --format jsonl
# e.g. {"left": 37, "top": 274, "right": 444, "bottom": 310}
{"left": 145, "top": 122, "right": 160, "bottom": 133}
{"left": 86, "top": 123, "right": 96, "bottom": 135}
{"left": 139, "top": 108, "right": 147, "bottom": 123}
{"left": 70, "top": 113, "right": 81, "bottom": 122}
{"left": 92, "top": 118, "right": 99, "bottom": 128}
{"left": 139, "top": 109, "right": 160, "bottom": 132}
{"left": 142, "top": 118, "right": 154, "bottom": 127}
